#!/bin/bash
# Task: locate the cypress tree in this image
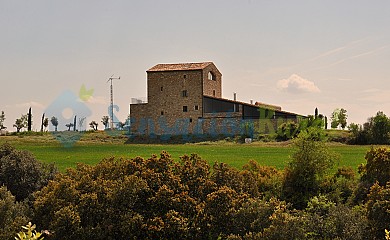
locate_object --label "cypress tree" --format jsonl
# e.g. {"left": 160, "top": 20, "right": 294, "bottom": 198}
{"left": 27, "top": 107, "right": 32, "bottom": 131}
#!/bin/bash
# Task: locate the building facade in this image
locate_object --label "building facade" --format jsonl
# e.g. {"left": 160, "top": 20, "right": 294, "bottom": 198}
{"left": 130, "top": 62, "right": 305, "bottom": 137}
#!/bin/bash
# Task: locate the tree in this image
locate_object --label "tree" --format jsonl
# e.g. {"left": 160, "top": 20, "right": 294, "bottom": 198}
{"left": 40, "top": 113, "right": 45, "bottom": 132}
{"left": 369, "top": 111, "right": 390, "bottom": 144}
{"left": 27, "top": 107, "right": 32, "bottom": 131}
{"left": 339, "top": 108, "right": 348, "bottom": 129}
{"left": 0, "top": 143, "right": 58, "bottom": 201}
{"left": 330, "top": 108, "right": 348, "bottom": 129}
{"left": 101, "top": 116, "right": 109, "bottom": 129}
{"left": 360, "top": 147, "right": 390, "bottom": 186}
{"left": 13, "top": 115, "right": 27, "bottom": 133}
{"left": 73, "top": 116, "right": 77, "bottom": 131}
{"left": 324, "top": 116, "right": 328, "bottom": 129}
{"left": 43, "top": 118, "right": 49, "bottom": 131}
{"left": 331, "top": 109, "right": 340, "bottom": 129}
{"left": 282, "top": 128, "right": 337, "bottom": 209}
{"left": 89, "top": 121, "right": 98, "bottom": 131}
{"left": 0, "top": 111, "right": 6, "bottom": 130}
{"left": 50, "top": 117, "right": 58, "bottom": 132}
{"left": 65, "top": 123, "right": 74, "bottom": 131}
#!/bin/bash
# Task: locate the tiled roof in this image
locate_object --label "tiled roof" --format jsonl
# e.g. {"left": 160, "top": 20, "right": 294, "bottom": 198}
{"left": 147, "top": 62, "right": 213, "bottom": 72}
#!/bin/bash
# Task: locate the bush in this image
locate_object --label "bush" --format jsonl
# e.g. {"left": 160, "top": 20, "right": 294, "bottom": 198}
{"left": 282, "top": 128, "right": 337, "bottom": 209}
{"left": 0, "top": 186, "right": 30, "bottom": 240}
{"left": 277, "top": 121, "right": 299, "bottom": 141}
{"left": 0, "top": 143, "right": 58, "bottom": 201}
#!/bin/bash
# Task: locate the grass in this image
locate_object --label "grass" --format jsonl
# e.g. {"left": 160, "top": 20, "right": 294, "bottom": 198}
{"left": 0, "top": 131, "right": 372, "bottom": 172}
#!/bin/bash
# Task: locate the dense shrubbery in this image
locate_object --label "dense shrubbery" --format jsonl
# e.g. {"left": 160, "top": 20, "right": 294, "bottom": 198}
{"left": 4, "top": 136, "right": 390, "bottom": 239}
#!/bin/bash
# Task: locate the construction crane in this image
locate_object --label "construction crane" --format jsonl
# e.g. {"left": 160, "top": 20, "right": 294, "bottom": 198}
{"left": 107, "top": 75, "right": 120, "bottom": 129}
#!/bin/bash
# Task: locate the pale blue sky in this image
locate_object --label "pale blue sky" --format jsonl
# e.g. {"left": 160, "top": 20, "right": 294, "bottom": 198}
{"left": 1, "top": 1, "right": 390, "bottom": 130}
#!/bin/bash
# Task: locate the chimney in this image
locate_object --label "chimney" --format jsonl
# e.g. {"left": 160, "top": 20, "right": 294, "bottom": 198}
{"left": 233, "top": 92, "right": 236, "bottom": 101}
{"left": 250, "top": 100, "right": 253, "bottom": 104}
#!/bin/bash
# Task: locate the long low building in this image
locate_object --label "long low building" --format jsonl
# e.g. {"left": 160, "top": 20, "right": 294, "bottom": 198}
{"left": 130, "top": 62, "right": 306, "bottom": 137}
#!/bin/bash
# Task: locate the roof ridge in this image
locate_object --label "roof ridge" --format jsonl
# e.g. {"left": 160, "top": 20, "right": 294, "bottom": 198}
{"left": 147, "top": 62, "right": 214, "bottom": 72}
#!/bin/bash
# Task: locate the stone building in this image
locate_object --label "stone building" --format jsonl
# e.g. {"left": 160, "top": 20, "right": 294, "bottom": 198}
{"left": 130, "top": 62, "right": 305, "bottom": 137}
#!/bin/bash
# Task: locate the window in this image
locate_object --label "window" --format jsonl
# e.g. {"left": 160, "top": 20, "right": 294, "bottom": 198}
{"left": 184, "top": 75, "right": 186, "bottom": 79}
{"left": 213, "top": 90, "right": 216, "bottom": 96}
{"left": 161, "top": 111, "right": 164, "bottom": 115}
{"left": 194, "top": 105, "right": 199, "bottom": 110}
{"left": 189, "top": 118, "right": 192, "bottom": 123}
{"left": 160, "top": 86, "right": 163, "bottom": 91}
{"left": 182, "top": 90, "right": 188, "bottom": 97}
{"left": 183, "top": 106, "right": 188, "bottom": 112}
{"left": 208, "top": 71, "right": 216, "bottom": 80}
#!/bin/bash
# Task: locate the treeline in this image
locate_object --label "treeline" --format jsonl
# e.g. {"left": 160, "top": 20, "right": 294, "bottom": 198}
{"left": 2, "top": 129, "right": 390, "bottom": 239}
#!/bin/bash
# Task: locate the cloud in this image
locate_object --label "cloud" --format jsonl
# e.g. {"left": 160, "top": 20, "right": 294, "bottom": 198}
{"left": 277, "top": 74, "right": 320, "bottom": 93}
{"left": 14, "top": 101, "right": 45, "bottom": 109}
{"left": 359, "top": 89, "right": 390, "bottom": 103}
{"left": 84, "top": 95, "right": 108, "bottom": 105}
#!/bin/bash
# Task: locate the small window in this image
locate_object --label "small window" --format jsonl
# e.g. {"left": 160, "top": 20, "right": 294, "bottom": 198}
{"left": 213, "top": 90, "right": 216, "bottom": 96}
{"left": 161, "top": 111, "right": 164, "bottom": 115}
{"left": 189, "top": 118, "right": 192, "bottom": 123}
{"left": 208, "top": 71, "right": 216, "bottom": 80}
{"left": 194, "top": 105, "right": 199, "bottom": 110}
{"left": 183, "top": 106, "right": 188, "bottom": 112}
{"left": 182, "top": 90, "right": 188, "bottom": 97}
{"left": 184, "top": 75, "right": 186, "bottom": 79}
{"left": 160, "top": 86, "right": 163, "bottom": 91}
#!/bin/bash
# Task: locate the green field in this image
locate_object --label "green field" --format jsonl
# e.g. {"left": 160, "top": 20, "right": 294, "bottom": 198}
{"left": 0, "top": 132, "right": 373, "bottom": 172}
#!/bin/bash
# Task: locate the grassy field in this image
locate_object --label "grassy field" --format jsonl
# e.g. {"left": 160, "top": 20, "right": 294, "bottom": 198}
{"left": 0, "top": 132, "right": 372, "bottom": 172}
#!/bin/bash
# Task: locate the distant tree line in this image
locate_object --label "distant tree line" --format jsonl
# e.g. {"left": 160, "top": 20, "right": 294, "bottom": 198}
{"left": 348, "top": 111, "right": 390, "bottom": 144}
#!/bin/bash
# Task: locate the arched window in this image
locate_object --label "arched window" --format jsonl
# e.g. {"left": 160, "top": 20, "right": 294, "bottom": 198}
{"left": 208, "top": 71, "right": 216, "bottom": 80}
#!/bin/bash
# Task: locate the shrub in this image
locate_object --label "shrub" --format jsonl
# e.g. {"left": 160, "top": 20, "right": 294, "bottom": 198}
{"left": 0, "top": 143, "right": 58, "bottom": 201}
{"left": 0, "top": 186, "right": 29, "bottom": 240}
{"left": 282, "top": 128, "right": 337, "bottom": 209}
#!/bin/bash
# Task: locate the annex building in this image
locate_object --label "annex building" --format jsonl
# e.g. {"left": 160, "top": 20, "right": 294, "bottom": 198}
{"left": 130, "top": 62, "right": 305, "bottom": 137}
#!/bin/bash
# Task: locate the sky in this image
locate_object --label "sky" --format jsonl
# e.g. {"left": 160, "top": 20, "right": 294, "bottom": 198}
{"left": 1, "top": 0, "right": 390, "bottom": 131}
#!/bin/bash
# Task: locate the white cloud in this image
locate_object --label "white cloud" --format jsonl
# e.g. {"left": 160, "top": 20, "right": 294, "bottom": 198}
{"left": 84, "top": 96, "right": 108, "bottom": 105}
{"left": 359, "top": 89, "right": 390, "bottom": 103}
{"left": 277, "top": 74, "right": 320, "bottom": 93}
{"left": 14, "top": 101, "right": 45, "bottom": 109}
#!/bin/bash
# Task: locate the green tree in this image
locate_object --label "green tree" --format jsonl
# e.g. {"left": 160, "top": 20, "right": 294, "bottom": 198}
{"left": 360, "top": 147, "right": 390, "bottom": 186}
{"left": 27, "top": 107, "right": 32, "bottom": 131}
{"left": 277, "top": 121, "right": 299, "bottom": 141}
{"left": 0, "top": 111, "right": 6, "bottom": 130}
{"left": 354, "top": 147, "right": 390, "bottom": 204}
{"left": 13, "top": 115, "right": 27, "bottom": 133}
{"left": 282, "top": 128, "right": 337, "bottom": 209}
{"left": 50, "top": 117, "right": 58, "bottom": 132}
{"left": 0, "top": 143, "right": 58, "bottom": 201}
{"left": 339, "top": 108, "right": 348, "bottom": 129}
{"left": 369, "top": 111, "right": 390, "bottom": 144}
{"left": 43, "top": 118, "right": 48, "bottom": 131}
{"left": 330, "top": 108, "right": 348, "bottom": 129}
